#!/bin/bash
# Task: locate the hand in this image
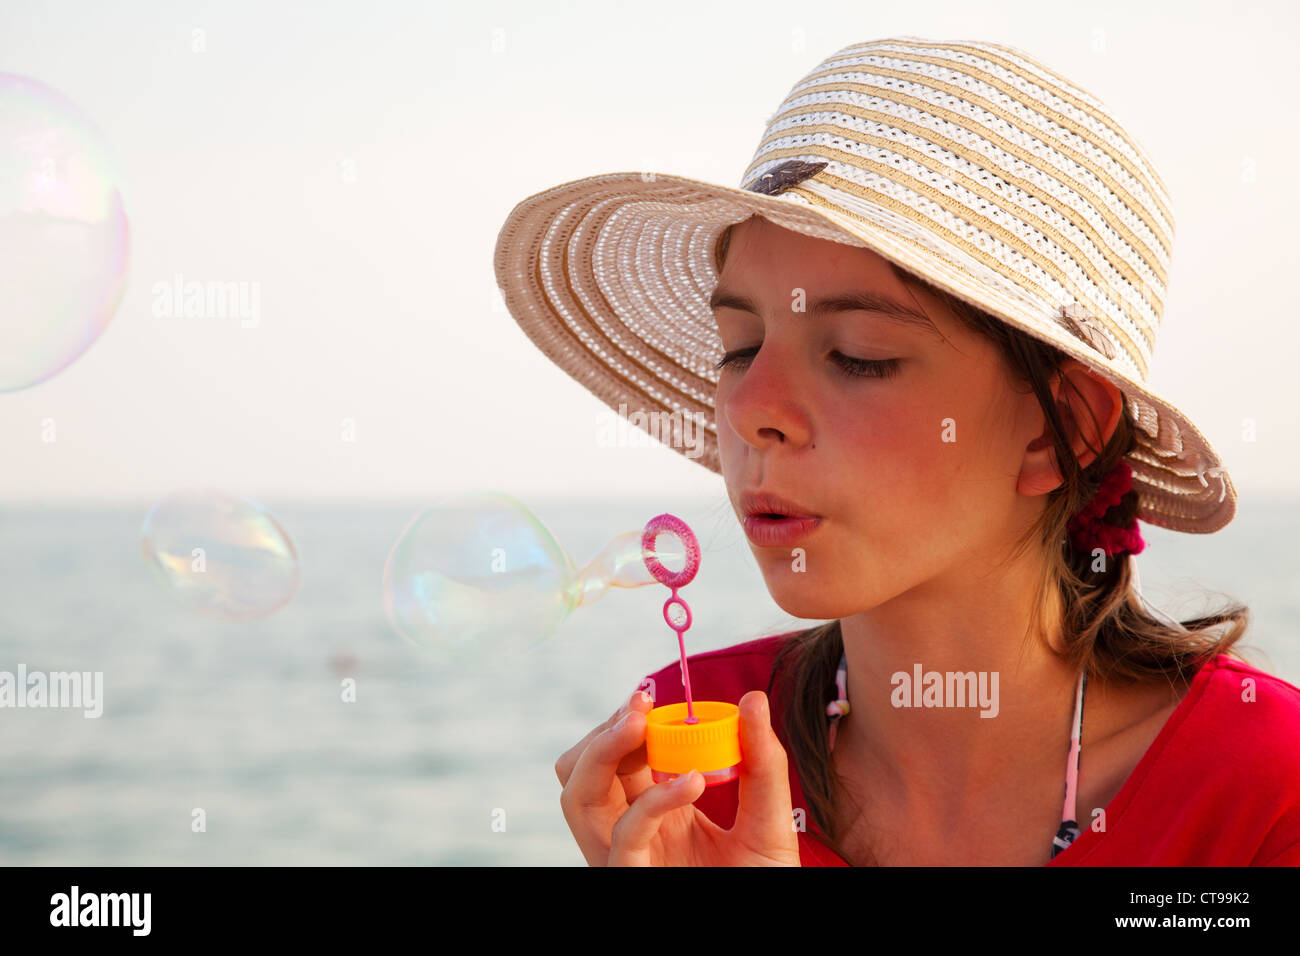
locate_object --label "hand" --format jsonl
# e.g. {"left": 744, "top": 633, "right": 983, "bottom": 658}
{"left": 555, "top": 688, "right": 801, "bottom": 866}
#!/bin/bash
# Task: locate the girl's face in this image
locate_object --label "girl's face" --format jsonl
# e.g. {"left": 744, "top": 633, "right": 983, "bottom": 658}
{"left": 714, "top": 216, "right": 1049, "bottom": 620}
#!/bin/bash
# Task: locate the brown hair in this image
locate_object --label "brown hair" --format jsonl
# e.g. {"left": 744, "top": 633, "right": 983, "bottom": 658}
{"left": 714, "top": 217, "right": 1251, "bottom": 864}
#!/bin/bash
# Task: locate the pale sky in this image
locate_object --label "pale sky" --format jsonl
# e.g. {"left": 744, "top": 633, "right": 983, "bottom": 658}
{"left": 2, "top": 0, "right": 1297, "bottom": 503}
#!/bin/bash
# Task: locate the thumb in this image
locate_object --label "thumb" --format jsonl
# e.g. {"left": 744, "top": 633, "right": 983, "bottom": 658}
{"left": 733, "top": 690, "right": 794, "bottom": 836}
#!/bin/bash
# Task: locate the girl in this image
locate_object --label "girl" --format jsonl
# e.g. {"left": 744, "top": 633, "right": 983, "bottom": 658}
{"left": 496, "top": 37, "right": 1300, "bottom": 865}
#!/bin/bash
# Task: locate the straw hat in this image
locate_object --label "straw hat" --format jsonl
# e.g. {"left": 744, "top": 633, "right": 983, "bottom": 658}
{"left": 493, "top": 37, "right": 1236, "bottom": 533}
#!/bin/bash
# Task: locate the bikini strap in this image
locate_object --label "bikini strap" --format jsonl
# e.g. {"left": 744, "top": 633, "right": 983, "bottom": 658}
{"left": 826, "top": 649, "right": 849, "bottom": 751}
{"left": 1051, "top": 668, "right": 1087, "bottom": 858}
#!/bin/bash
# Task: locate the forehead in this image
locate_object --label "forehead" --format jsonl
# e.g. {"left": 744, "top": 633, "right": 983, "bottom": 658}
{"left": 715, "top": 216, "right": 955, "bottom": 338}
{"left": 720, "top": 215, "right": 890, "bottom": 278}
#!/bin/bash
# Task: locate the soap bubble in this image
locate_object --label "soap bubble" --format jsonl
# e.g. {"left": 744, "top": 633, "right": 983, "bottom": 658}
{"left": 140, "top": 489, "right": 300, "bottom": 620}
{"left": 382, "top": 490, "right": 684, "bottom": 661}
{"left": 0, "top": 72, "right": 130, "bottom": 392}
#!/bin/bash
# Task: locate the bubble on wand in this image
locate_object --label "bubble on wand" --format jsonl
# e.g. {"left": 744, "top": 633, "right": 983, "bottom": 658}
{"left": 381, "top": 491, "right": 687, "bottom": 661}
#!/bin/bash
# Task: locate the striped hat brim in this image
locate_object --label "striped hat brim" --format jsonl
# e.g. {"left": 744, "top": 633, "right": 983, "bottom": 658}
{"left": 494, "top": 169, "right": 1236, "bottom": 534}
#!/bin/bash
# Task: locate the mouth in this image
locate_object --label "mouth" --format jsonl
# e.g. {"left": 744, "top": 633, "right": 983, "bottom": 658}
{"left": 740, "top": 490, "right": 823, "bottom": 547}
{"left": 741, "top": 514, "right": 824, "bottom": 547}
{"left": 740, "top": 489, "right": 819, "bottom": 520}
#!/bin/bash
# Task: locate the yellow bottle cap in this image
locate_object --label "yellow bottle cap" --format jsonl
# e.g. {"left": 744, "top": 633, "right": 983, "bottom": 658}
{"left": 644, "top": 701, "right": 741, "bottom": 775}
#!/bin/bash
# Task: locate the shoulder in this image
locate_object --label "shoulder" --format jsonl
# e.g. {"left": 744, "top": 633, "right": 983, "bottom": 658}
{"left": 1175, "top": 654, "right": 1300, "bottom": 861}
{"left": 638, "top": 631, "right": 803, "bottom": 708}
{"left": 1192, "top": 654, "right": 1300, "bottom": 749}
{"left": 1174, "top": 654, "right": 1300, "bottom": 773}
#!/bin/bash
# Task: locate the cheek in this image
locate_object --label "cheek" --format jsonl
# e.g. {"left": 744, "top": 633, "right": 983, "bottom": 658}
{"left": 824, "top": 380, "right": 996, "bottom": 552}
{"left": 824, "top": 392, "right": 952, "bottom": 499}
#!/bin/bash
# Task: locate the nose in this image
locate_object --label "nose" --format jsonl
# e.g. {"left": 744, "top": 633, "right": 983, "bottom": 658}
{"left": 719, "top": 343, "right": 814, "bottom": 454}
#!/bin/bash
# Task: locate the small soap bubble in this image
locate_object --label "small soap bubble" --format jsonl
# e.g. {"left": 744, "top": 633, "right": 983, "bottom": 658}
{"left": 140, "top": 489, "right": 300, "bottom": 620}
{"left": 666, "top": 601, "right": 689, "bottom": 629}
{"left": 382, "top": 491, "right": 681, "bottom": 662}
{"left": 0, "top": 72, "right": 130, "bottom": 391}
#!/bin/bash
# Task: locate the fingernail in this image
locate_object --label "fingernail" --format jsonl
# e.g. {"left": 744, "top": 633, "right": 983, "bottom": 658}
{"left": 673, "top": 769, "right": 698, "bottom": 786}
{"left": 638, "top": 691, "right": 653, "bottom": 705}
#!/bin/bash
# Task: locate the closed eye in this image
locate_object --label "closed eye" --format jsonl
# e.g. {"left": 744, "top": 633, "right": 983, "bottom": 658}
{"left": 714, "top": 347, "right": 902, "bottom": 380}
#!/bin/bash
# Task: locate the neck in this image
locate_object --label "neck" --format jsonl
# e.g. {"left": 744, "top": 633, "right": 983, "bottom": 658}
{"left": 834, "top": 546, "right": 1080, "bottom": 818}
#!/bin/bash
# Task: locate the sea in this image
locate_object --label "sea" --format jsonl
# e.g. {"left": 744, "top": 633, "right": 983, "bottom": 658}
{"left": 1, "top": 494, "right": 1296, "bottom": 866}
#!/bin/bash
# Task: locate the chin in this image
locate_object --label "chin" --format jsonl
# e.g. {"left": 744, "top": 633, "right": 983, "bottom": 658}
{"left": 752, "top": 549, "right": 880, "bottom": 619}
{"left": 759, "top": 572, "right": 858, "bottom": 620}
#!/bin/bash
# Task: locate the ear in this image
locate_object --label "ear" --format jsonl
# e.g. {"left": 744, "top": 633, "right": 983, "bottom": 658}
{"left": 1018, "top": 358, "right": 1124, "bottom": 497}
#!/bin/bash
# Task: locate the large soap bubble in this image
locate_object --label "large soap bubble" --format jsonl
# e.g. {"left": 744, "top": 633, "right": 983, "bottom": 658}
{"left": 382, "top": 491, "right": 682, "bottom": 661}
{"left": 0, "top": 72, "right": 129, "bottom": 391}
{"left": 140, "top": 489, "right": 300, "bottom": 620}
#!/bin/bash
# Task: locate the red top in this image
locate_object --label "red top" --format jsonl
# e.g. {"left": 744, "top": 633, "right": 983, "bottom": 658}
{"left": 639, "top": 633, "right": 1300, "bottom": 866}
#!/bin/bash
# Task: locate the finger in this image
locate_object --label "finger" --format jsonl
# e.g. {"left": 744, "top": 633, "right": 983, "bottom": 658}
{"left": 559, "top": 707, "right": 658, "bottom": 864}
{"left": 732, "top": 691, "right": 795, "bottom": 839}
{"left": 573, "top": 689, "right": 653, "bottom": 773}
{"left": 555, "top": 689, "right": 655, "bottom": 786}
{"left": 610, "top": 690, "right": 657, "bottom": 797}
{"left": 563, "top": 708, "right": 651, "bottom": 811}
{"left": 614, "top": 742, "right": 655, "bottom": 804}
{"left": 608, "top": 771, "right": 705, "bottom": 866}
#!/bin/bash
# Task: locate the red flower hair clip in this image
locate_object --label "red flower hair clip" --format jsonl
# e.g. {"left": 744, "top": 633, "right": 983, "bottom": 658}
{"left": 1067, "top": 459, "right": 1146, "bottom": 557}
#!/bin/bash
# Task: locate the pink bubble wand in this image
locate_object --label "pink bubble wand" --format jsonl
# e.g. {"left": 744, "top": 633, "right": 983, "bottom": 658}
{"left": 640, "top": 513, "right": 702, "bottom": 723}
{"left": 639, "top": 512, "right": 743, "bottom": 786}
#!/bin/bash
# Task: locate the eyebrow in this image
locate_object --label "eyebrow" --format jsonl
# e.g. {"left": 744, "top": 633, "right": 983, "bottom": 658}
{"left": 708, "top": 287, "right": 942, "bottom": 337}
